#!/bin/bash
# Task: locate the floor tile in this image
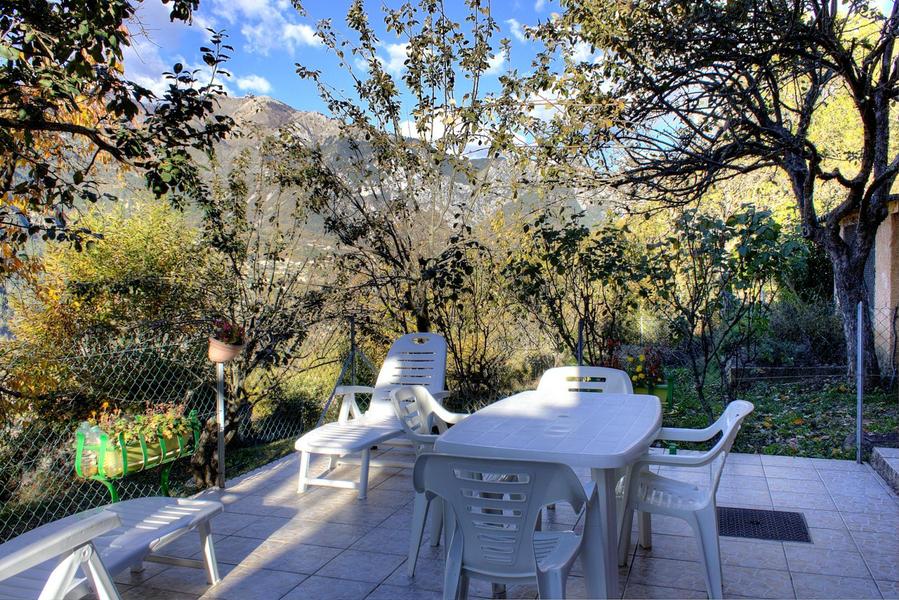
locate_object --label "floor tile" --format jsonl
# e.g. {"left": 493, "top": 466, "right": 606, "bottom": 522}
{"left": 771, "top": 490, "right": 837, "bottom": 511}
{"left": 791, "top": 572, "right": 882, "bottom": 599}
{"left": 266, "top": 519, "right": 370, "bottom": 548}
{"left": 143, "top": 564, "right": 236, "bottom": 596}
{"left": 280, "top": 575, "right": 376, "bottom": 600}
{"left": 723, "top": 565, "right": 795, "bottom": 598}
{"left": 841, "top": 510, "right": 899, "bottom": 533}
{"left": 877, "top": 580, "right": 899, "bottom": 599}
{"left": 238, "top": 539, "right": 342, "bottom": 574}
{"left": 797, "top": 509, "right": 846, "bottom": 530}
{"left": 316, "top": 549, "right": 406, "bottom": 583}
{"left": 627, "top": 556, "right": 706, "bottom": 592}
{"left": 761, "top": 455, "right": 813, "bottom": 467}
{"left": 720, "top": 538, "right": 788, "bottom": 570}
{"left": 122, "top": 586, "right": 200, "bottom": 600}
{"left": 764, "top": 465, "right": 821, "bottom": 480}
{"left": 863, "top": 551, "right": 899, "bottom": 582}
{"left": 793, "top": 527, "right": 859, "bottom": 551}
{"left": 366, "top": 583, "right": 442, "bottom": 600}
{"left": 767, "top": 477, "right": 827, "bottom": 494}
{"left": 623, "top": 583, "right": 706, "bottom": 598}
{"left": 200, "top": 566, "right": 306, "bottom": 600}
{"left": 784, "top": 546, "right": 871, "bottom": 578}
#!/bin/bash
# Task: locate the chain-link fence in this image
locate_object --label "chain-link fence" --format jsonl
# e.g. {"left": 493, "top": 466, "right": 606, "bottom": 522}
{"left": 0, "top": 320, "right": 354, "bottom": 543}
{"left": 869, "top": 306, "right": 899, "bottom": 390}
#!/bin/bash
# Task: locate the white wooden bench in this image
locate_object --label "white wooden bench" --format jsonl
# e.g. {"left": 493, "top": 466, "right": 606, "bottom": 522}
{"left": 0, "top": 497, "right": 224, "bottom": 600}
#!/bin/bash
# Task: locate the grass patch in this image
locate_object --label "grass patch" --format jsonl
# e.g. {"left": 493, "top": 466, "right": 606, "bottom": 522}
{"left": 225, "top": 438, "right": 296, "bottom": 480}
{"left": 663, "top": 368, "right": 898, "bottom": 459}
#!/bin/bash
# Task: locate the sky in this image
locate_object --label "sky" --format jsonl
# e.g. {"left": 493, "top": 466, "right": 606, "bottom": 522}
{"left": 123, "top": 0, "right": 566, "bottom": 118}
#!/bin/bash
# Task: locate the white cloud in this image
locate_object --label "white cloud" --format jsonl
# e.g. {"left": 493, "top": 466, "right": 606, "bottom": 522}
{"left": 283, "top": 23, "right": 318, "bottom": 48}
{"left": 236, "top": 74, "right": 272, "bottom": 94}
{"left": 534, "top": 0, "right": 547, "bottom": 10}
{"left": 569, "top": 41, "right": 593, "bottom": 63}
{"left": 380, "top": 43, "right": 409, "bottom": 75}
{"left": 507, "top": 18, "right": 528, "bottom": 43}
{"left": 203, "top": 0, "right": 319, "bottom": 55}
{"left": 527, "top": 90, "right": 562, "bottom": 121}
{"left": 485, "top": 50, "right": 508, "bottom": 75}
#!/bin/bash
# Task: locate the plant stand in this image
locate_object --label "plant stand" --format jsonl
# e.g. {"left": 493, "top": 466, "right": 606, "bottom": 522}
{"left": 74, "top": 411, "right": 201, "bottom": 502}
{"left": 634, "top": 382, "right": 672, "bottom": 408}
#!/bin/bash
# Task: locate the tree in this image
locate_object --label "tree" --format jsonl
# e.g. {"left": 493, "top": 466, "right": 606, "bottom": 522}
{"left": 2, "top": 198, "right": 213, "bottom": 421}
{"left": 504, "top": 209, "right": 639, "bottom": 366}
{"left": 8, "top": 198, "right": 210, "bottom": 351}
{"left": 427, "top": 234, "right": 515, "bottom": 400}
{"left": 294, "top": 0, "right": 516, "bottom": 337}
{"left": 0, "top": 1, "right": 233, "bottom": 270}
{"left": 190, "top": 133, "right": 326, "bottom": 487}
{"left": 525, "top": 0, "right": 899, "bottom": 376}
{"left": 642, "top": 206, "right": 795, "bottom": 417}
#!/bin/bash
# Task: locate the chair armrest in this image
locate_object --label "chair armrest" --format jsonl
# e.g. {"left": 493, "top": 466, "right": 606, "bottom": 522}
{"left": 632, "top": 450, "right": 716, "bottom": 469}
{"left": 431, "top": 390, "right": 451, "bottom": 401}
{"left": 655, "top": 425, "right": 721, "bottom": 443}
{"left": 429, "top": 402, "right": 468, "bottom": 427}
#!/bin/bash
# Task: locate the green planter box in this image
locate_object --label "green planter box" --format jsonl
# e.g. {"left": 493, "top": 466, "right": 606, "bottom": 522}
{"left": 634, "top": 382, "right": 671, "bottom": 407}
{"left": 74, "top": 410, "right": 200, "bottom": 501}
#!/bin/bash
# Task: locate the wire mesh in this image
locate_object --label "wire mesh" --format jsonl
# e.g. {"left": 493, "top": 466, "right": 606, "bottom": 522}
{"left": 0, "top": 335, "right": 214, "bottom": 543}
{"left": 0, "top": 319, "right": 352, "bottom": 543}
{"left": 869, "top": 306, "right": 899, "bottom": 389}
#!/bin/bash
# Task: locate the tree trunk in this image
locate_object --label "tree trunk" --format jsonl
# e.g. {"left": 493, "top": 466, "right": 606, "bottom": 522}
{"left": 830, "top": 255, "right": 881, "bottom": 380}
{"left": 191, "top": 392, "right": 246, "bottom": 488}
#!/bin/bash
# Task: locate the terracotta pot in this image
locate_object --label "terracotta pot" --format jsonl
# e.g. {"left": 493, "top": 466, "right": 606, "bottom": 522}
{"left": 208, "top": 337, "right": 244, "bottom": 363}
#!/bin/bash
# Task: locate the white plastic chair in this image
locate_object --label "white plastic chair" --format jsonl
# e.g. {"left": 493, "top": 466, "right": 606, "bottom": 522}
{"left": 0, "top": 510, "right": 122, "bottom": 600}
{"left": 537, "top": 366, "right": 635, "bottom": 520}
{"left": 295, "top": 333, "right": 449, "bottom": 499}
{"left": 414, "top": 453, "right": 593, "bottom": 600}
{"left": 537, "top": 366, "right": 634, "bottom": 396}
{"left": 618, "top": 400, "right": 755, "bottom": 599}
{"left": 391, "top": 385, "right": 468, "bottom": 577}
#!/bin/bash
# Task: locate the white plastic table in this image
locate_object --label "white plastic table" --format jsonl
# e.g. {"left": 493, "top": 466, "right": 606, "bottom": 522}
{"left": 434, "top": 390, "right": 662, "bottom": 599}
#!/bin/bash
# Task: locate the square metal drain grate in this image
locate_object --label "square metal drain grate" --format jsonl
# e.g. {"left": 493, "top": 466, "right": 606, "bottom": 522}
{"left": 717, "top": 506, "right": 811, "bottom": 543}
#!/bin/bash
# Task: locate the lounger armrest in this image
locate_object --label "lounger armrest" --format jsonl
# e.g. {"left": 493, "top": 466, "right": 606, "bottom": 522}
{"left": 335, "top": 386, "right": 374, "bottom": 423}
{"left": 431, "top": 390, "right": 451, "bottom": 401}
{"left": 334, "top": 386, "right": 375, "bottom": 396}
{"left": 0, "top": 511, "right": 121, "bottom": 580}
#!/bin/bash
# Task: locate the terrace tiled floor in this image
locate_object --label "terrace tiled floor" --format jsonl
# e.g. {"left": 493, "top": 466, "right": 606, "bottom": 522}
{"left": 117, "top": 447, "right": 899, "bottom": 599}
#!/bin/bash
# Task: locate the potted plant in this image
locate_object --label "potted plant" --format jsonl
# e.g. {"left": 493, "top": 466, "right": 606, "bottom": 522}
{"left": 208, "top": 317, "right": 245, "bottom": 363}
{"left": 625, "top": 347, "right": 671, "bottom": 406}
{"left": 75, "top": 402, "right": 200, "bottom": 501}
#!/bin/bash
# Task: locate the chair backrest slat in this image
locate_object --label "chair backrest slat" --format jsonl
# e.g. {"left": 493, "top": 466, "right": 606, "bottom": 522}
{"left": 368, "top": 333, "right": 447, "bottom": 416}
{"left": 537, "top": 366, "right": 633, "bottom": 397}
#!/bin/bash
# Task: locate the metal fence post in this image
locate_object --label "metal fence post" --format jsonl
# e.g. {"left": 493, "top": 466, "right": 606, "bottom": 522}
{"left": 216, "top": 361, "right": 226, "bottom": 488}
{"left": 349, "top": 317, "right": 356, "bottom": 386}
{"left": 856, "top": 301, "right": 864, "bottom": 465}
{"left": 576, "top": 319, "right": 584, "bottom": 366}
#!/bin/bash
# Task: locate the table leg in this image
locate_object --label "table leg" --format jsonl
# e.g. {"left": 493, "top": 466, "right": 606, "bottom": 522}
{"left": 584, "top": 468, "right": 620, "bottom": 599}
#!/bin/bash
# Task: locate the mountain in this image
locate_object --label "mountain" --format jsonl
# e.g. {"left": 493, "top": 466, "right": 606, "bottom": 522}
{"left": 214, "top": 95, "right": 343, "bottom": 143}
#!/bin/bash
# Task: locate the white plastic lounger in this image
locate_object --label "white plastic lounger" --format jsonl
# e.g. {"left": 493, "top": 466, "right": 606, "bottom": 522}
{"left": 295, "top": 333, "right": 448, "bottom": 499}
{"left": 0, "top": 497, "right": 224, "bottom": 600}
